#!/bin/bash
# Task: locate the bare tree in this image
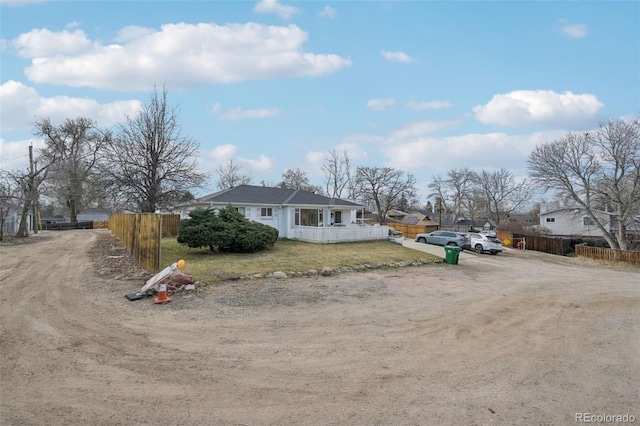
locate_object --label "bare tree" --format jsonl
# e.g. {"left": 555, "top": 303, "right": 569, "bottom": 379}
{"left": 428, "top": 175, "right": 451, "bottom": 217}
{"left": 0, "top": 173, "right": 20, "bottom": 241}
{"left": 280, "top": 168, "right": 309, "bottom": 189}
{"left": 8, "top": 145, "right": 56, "bottom": 237}
{"left": 474, "top": 168, "right": 531, "bottom": 226}
{"left": 217, "top": 159, "right": 253, "bottom": 190}
{"left": 428, "top": 168, "right": 475, "bottom": 225}
{"left": 590, "top": 118, "right": 640, "bottom": 249}
{"left": 462, "top": 186, "right": 488, "bottom": 229}
{"left": 35, "top": 117, "right": 107, "bottom": 223}
{"left": 102, "top": 86, "right": 208, "bottom": 212}
{"left": 354, "top": 166, "right": 417, "bottom": 224}
{"left": 322, "top": 148, "right": 353, "bottom": 199}
{"left": 279, "top": 168, "right": 323, "bottom": 193}
{"left": 528, "top": 117, "right": 640, "bottom": 249}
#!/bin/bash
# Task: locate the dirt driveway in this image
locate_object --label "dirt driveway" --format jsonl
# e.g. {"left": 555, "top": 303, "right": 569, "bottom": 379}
{"left": 1, "top": 230, "right": 638, "bottom": 425}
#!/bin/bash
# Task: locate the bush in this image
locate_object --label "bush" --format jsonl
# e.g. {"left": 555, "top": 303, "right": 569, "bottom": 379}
{"left": 177, "top": 205, "right": 279, "bottom": 253}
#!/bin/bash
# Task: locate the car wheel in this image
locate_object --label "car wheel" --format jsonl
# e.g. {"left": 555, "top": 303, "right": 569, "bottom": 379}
{"left": 474, "top": 244, "right": 483, "bottom": 254}
{"left": 447, "top": 242, "right": 457, "bottom": 246}
{"left": 417, "top": 237, "right": 426, "bottom": 243}
{"left": 490, "top": 251, "right": 498, "bottom": 255}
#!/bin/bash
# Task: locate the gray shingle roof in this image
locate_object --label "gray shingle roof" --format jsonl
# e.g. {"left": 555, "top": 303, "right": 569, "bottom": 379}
{"left": 198, "top": 185, "right": 362, "bottom": 208}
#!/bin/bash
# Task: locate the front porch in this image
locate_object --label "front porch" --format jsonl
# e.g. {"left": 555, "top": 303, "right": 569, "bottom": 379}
{"left": 292, "top": 224, "right": 390, "bottom": 243}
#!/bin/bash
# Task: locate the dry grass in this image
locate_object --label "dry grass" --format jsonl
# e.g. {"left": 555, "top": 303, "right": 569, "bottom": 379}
{"left": 161, "top": 238, "right": 440, "bottom": 284}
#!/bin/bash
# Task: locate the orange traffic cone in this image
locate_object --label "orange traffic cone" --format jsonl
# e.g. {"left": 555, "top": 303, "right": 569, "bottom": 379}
{"left": 154, "top": 283, "right": 171, "bottom": 304}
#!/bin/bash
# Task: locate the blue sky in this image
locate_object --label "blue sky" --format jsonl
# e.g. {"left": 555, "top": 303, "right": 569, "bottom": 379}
{"left": 1, "top": 0, "right": 638, "bottom": 202}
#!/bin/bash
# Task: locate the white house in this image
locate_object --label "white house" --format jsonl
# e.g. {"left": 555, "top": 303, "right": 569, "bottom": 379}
{"left": 539, "top": 205, "right": 640, "bottom": 238}
{"left": 174, "top": 185, "right": 390, "bottom": 243}
{"left": 1, "top": 204, "right": 33, "bottom": 235}
{"left": 539, "top": 207, "right": 611, "bottom": 237}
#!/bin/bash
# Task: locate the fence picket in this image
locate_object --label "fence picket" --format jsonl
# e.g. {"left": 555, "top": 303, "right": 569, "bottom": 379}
{"left": 107, "top": 213, "right": 180, "bottom": 272}
{"left": 575, "top": 243, "right": 640, "bottom": 265}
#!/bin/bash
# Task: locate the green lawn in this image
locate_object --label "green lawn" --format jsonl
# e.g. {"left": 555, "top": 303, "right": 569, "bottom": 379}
{"left": 161, "top": 238, "right": 441, "bottom": 284}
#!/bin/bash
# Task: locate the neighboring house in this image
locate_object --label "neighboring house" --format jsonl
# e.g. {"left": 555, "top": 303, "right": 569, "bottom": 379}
{"left": 174, "top": 185, "right": 389, "bottom": 243}
{"left": 2, "top": 206, "right": 33, "bottom": 235}
{"left": 455, "top": 219, "right": 493, "bottom": 233}
{"left": 401, "top": 212, "right": 438, "bottom": 227}
{"left": 42, "top": 208, "right": 111, "bottom": 225}
{"left": 41, "top": 214, "right": 68, "bottom": 227}
{"left": 539, "top": 206, "right": 640, "bottom": 237}
{"left": 434, "top": 213, "right": 492, "bottom": 233}
{"left": 77, "top": 207, "right": 110, "bottom": 222}
{"left": 357, "top": 210, "right": 403, "bottom": 226}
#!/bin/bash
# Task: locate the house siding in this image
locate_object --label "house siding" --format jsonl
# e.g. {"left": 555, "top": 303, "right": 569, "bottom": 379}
{"left": 2, "top": 212, "right": 33, "bottom": 234}
{"left": 539, "top": 209, "right": 610, "bottom": 237}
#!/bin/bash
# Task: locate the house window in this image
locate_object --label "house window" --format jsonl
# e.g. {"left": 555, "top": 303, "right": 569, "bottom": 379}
{"left": 333, "top": 211, "right": 342, "bottom": 224}
{"left": 583, "top": 216, "right": 594, "bottom": 226}
{"left": 235, "top": 207, "right": 245, "bottom": 216}
{"left": 295, "top": 208, "right": 322, "bottom": 227}
{"left": 546, "top": 217, "right": 556, "bottom": 223}
{"left": 261, "top": 207, "right": 273, "bottom": 217}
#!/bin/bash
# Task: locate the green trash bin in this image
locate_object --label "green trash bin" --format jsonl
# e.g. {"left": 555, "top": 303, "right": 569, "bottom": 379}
{"left": 444, "top": 246, "right": 461, "bottom": 265}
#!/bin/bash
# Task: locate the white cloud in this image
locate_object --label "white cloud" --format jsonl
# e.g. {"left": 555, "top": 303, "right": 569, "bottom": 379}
{"left": 0, "top": 137, "right": 47, "bottom": 173}
{"left": 380, "top": 50, "right": 416, "bottom": 63}
{"left": 0, "top": 80, "right": 142, "bottom": 131}
{"left": 0, "top": 0, "right": 48, "bottom": 6}
{"left": 245, "top": 154, "right": 273, "bottom": 172}
{"left": 381, "top": 130, "right": 567, "bottom": 177}
{"left": 407, "top": 100, "right": 453, "bottom": 110}
{"left": 209, "top": 144, "right": 238, "bottom": 160}
{"left": 562, "top": 24, "right": 588, "bottom": 38}
{"left": 219, "top": 107, "right": 280, "bottom": 121}
{"left": 253, "top": 0, "right": 299, "bottom": 20}
{"left": 366, "top": 98, "right": 395, "bottom": 111}
{"left": 114, "top": 25, "right": 156, "bottom": 43}
{"left": 473, "top": 90, "right": 603, "bottom": 128}
{"left": 209, "top": 103, "right": 222, "bottom": 114}
{"left": 201, "top": 145, "right": 273, "bottom": 177}
{"left": 303, "top": 151, "right": 326, "bottom": 178}
{"left": 388, "top": 119, "right": 458, "bottom": 140}
{"left": 12, "top": 28, "right": 94, "bottom": 58}
{"left": 557, "top": 20, "right": 588, "bottom": 38}
{"left": 12, "top": 23, "right": 351, "bottom": 91}
{"left": 305, "top": 150, "right": 325, "bottom": 165}
{"left": 319, "top": 6, "right": 337, "bottom": 18}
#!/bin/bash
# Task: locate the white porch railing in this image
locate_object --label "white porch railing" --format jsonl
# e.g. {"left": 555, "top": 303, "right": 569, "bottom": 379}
{"left": 292, "top": 225, "right": 389, "bottom": 243}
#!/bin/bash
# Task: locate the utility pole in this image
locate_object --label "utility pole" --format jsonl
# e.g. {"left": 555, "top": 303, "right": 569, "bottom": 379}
{"left": 29, "top": 143, "right": 39, "bottom": 234}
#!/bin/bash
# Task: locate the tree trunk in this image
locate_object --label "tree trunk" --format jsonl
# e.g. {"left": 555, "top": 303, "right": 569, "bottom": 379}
{"left": 616, "top": 208, "right": 628, "bottom": 250}
{"left": 16, "top": 200, "right": 31, "bottom": 238}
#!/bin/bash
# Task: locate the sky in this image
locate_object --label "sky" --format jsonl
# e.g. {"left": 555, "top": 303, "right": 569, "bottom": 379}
{"left": 1, "top": 0, "right": 639, "bottom": 204}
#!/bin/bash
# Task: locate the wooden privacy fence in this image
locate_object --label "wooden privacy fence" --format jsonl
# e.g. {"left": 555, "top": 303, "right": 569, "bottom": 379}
{"left": 575, "top": 243, "right": 640, "bottom": 265}
{"left": 108, "top": 213, "right": 181, "bottom": 273}
{"left": 496, "top": 232, "right": 573, "bottom": 255}
{"left": 387, "top": 223, "right": 439, "bottom": 239}
{"left": 162, "top": 214, "right": 181, "bottom": 237}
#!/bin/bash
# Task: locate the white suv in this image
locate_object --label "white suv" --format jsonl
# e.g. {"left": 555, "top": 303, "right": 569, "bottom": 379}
{"left": 467, "top": 233, "right": 503, "bottom": 255}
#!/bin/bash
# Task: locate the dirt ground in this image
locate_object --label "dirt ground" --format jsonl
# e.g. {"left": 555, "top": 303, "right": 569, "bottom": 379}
{"left": 1, "top": 229, "right": 638, "bottom": 426}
